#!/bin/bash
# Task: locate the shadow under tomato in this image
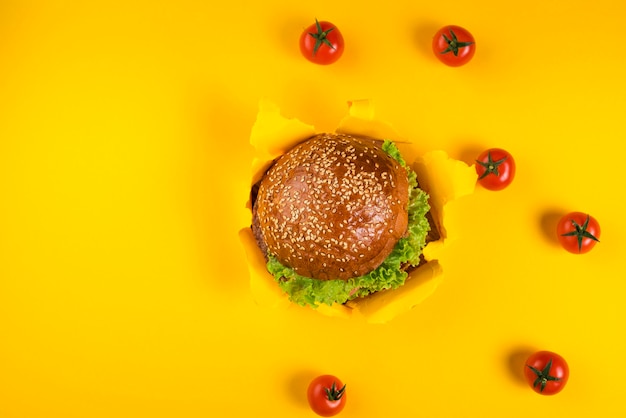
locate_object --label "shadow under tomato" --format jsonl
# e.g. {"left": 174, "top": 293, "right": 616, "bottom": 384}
{"left": 269, "top": 13, "right": 310, "bottom": 59}
{"left": 410, "top": 20, "right": 441, "bottom": 61}
{"left": 506, "top": 346, "right": 536, "bottom": 386}
{"left": 540, "top": 208, "right": 566, "bottom": 247}
{"left": 456, "top": 142, "right": 486, "bottom": 168}
{"left": 286, "top": 369, "right": 317, "bottom": 409}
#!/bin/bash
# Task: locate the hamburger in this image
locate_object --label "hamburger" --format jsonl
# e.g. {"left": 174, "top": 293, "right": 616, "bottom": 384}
{"left": 250, "top": 132, "right": 438, "bottom": 308}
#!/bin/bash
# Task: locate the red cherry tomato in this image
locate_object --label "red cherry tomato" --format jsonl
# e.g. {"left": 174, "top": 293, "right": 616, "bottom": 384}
{"left": 475, "top": 148, "right": 516, "bottom": 191}
{"left": 432, "top": 25, "right": 475, "bottom": 66}
{"left": 307, "top": 375, "right": 346, "bottom": 417}
{"left": 299, "top": 19, "right": 344, "bottom": 65}
{"left": 556, "top": 212, "right": 600, "bottom": 254}
{"left": 524, "top": 351, "right": 569, "bottom": 395}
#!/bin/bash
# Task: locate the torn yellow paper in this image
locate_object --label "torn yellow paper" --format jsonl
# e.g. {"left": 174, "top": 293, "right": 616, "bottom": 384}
{"left": 240, "top": 99, "right": 476, "bottom": 323}
{"left": 249, "top": 99, "right": 316, "bottom": 186}
{"left": 336, "top": 99, "right": 405, "bottom": 142}
{"left": 239, "top": 225, "right": 354, "bottom": 317}
{"left": 412, "top": 151, "right": 477, "bottom": 261}
{"left": 347, "top": 261, "right": 443, "bottom": 324}
{"left": 239, "top": 228, "right": 291, "bottom": 310}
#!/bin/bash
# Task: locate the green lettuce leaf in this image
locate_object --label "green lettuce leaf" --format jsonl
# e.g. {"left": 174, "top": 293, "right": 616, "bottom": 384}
{"left": 265, "top": 140, "right": 431, "bottom": 308}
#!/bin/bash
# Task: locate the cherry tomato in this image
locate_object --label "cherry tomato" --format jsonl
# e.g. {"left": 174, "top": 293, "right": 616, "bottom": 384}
{"left": 556, "top": 212, "right": 600, "bottom": 254}
{"left": 524, "top": 351, "right": 569, "bottom": 395}
{"left": 475, "top": 148, "right": 516, "bottom": 191}
{"left": 299, "top": 19, "right": 344, "bottom": 65}
{"left": 307, "top": 375, "right": 346, "bottom": 417}
{"left": 432, "top": 25, "right": 475, "bottom": 66}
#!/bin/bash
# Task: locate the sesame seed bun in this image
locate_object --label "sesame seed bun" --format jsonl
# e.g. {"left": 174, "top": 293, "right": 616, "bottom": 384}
{"left": 252, "top": 133, "right": 411, "bottom": 281}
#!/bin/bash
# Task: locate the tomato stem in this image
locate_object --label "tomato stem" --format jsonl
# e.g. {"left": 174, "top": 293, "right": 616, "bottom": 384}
{"left": 324, "top": 381, "right": 346, "bottom": 401}
{"left": 527, "top": 358, "right": 561, "bottom": 392}
{"left": 440, "top": 29, "right": 474, "bottom": 56}
{"left": 560, "top": 214, "right": 600, "bottom": 251}
{"left": 476, "top": 151, "right": 507, "bottom": 179}
{"left": 308, "top": 19, "right": 337, "bottom": 56}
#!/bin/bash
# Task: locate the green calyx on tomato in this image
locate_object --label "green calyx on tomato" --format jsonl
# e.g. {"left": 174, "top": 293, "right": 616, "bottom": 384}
{"left": 440, "top": 29, "right": 474, "bottom": 56}
{"left": 308, "top": 19, "right": 337, "bottom": 56}
{"left": 308, "top": 375, "right": 347, "bottom": 416}
{"left": 324, "top": 381, "right": 346, "bottom": 401}
{"left": 560, "top": 214, "right": 600, "bottom": 252}
{"left": 476, "top": 151, "right": 508, "bottom": 180}
{"left": 526, "top": 358, "right": 561, "bottom": 393}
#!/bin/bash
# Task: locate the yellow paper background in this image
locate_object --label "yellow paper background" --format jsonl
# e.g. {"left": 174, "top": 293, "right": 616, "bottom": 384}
{"left": 2, "top": 1, "right": 625, "bottom": 417}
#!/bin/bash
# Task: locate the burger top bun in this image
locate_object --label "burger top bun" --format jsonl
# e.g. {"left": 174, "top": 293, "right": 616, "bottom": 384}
{"left": 252, "top": 133, "right": 410, "bottom": 281}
